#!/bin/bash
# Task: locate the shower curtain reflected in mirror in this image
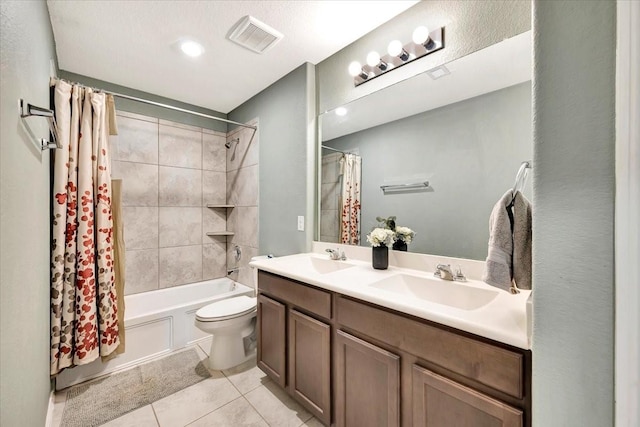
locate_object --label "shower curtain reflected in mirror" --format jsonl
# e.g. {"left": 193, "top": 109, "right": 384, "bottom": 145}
{"left": 320, "top": 152, "right": 362, "bottom": 245}
{"left": 339, "top": 153, "right": 362, "bottom": 245}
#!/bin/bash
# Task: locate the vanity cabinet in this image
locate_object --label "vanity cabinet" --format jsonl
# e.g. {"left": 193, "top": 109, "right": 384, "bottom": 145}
{"left": 289, "top": 309, "right": 331, "bottom": 424}
{"left": 256, "top": 294, "right": 286, "bottom": 387}
{"left": 257, "top": 271, "right": 332, "bottom": 425}
{"left": 335, "top": 330, "right": 400, "bottom": 427}
{"left": 256, "top": 270, "right": 531, "bottom": 427}
{"left": 412, "top": 365, "right": 522, "bottom": 427}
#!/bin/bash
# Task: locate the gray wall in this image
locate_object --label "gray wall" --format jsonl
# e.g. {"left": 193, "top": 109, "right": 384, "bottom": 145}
{"left": 325, "top": 82, "right": 532, "bottom": 260}
{"left": 532, "top": 1, "right": 615, "bottom": 426}
{"left": 0, "top": 1, "right": 57, "bottom": 425}
{"left": 229, "top": 63, "right": 315, "bottom": 256}
{"left": 59, "top": 70, "right": 228, "bottom": 132}
{"left": 317, "top": 0, "right": 531, "bottom": 112}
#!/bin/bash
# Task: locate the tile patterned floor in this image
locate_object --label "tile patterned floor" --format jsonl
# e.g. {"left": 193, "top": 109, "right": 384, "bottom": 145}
{"left": 52, "top": 338, "right": 323, "bottom": 427}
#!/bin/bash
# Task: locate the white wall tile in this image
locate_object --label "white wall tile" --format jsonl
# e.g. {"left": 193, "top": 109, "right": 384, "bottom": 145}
{"left": 203, "top": 171, "right": 226, "bottom": 205}
{"left": 159, "top": 207, "right": 202, "bottom": 247}
{"left": 113, "top": 116, "right": 158, "bottom": 164}
{"left": 159, "top": 125, "right": 202, "bottom": 169}
{"left": 122, "top": 207, "right": 158, "bottom": 250}
{"left": 125, "top": 249, "right": 159, "bottom": 295}
{"left": 159, "top": 245, "right": 202, "bottom": 288}
{"left": 112, "top": 161, "right": 158, "bottom": 206}
{"left": 203, "top": 133, "right": 226, "bottom": 172}
{"left": 159, "top": 166, "right": 201, "bottom": 207}
{"left": 203, "top": 242, "right": 227, "bottom": 280}
{"left": 227, "top": 165, "right": 258, "bottom": 207}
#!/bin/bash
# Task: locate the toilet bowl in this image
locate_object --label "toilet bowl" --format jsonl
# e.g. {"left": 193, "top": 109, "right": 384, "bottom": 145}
{"left": 194, "top": 256, "right": 270, "bottom": 370}
{"left": 194, "top": 295, "right": 257, "bottom": 370}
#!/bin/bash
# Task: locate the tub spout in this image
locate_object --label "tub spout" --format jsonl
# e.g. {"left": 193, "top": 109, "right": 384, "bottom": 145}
{"left": 227, "top": 267, "right": 239, "bottom": 275}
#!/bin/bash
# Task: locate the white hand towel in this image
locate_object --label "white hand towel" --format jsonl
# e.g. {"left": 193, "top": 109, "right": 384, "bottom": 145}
{"left": 512, "top": 191, "right": 532, "bottom": 290}
{"left": 482, "top": 190, "right": 533, "bottom": 291}
{"left": 483, "top": 190, "right": 514, "bottom": 291}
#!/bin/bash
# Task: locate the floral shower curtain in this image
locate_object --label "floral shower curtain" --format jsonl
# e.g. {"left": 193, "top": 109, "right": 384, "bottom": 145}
{"left": 339, "top": 153, "right": 362, "bottom": 245}
{"left": 50, "top": 80, "right": 120, "bottom": 375}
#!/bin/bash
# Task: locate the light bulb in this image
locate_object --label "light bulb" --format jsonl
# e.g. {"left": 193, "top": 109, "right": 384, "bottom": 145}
{"left": 387, "top": 40, "right": 409, "bottom": 61}
{"left": 348, "top": 61, "right": 363, "bottom": 77}
{"left": 180, "top": 40, "right": 204, "bottom": 57}
{"left": 335, "top": 107, "right": 347, "bottom": 116}
{"left": 412, "top": 26, "right": 431, "bottom": 45}
{"left": 387, "top": 40, "right": 403, "bottom": 57}
{"left": 366, "top": 51, "right": 381, "bottom": 67}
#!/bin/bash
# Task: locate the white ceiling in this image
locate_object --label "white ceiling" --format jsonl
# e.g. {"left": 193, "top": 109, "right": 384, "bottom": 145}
{"left": 46, "top": 0, "right": 418, "bottom": 113}
{"left": 321, "top": 31, "right": 532, "bottom": 141}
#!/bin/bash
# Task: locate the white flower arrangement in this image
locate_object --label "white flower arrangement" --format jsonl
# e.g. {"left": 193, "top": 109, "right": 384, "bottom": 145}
{"left": 394, "top": 226, "right": 415, "bottom": 244}
{"left": 366, "top": 228, "right": 395, "bottom": 247}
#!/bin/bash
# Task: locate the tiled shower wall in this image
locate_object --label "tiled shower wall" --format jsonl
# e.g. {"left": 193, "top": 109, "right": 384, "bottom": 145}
{"left": 110, "top": 111, "right": 258, "bottom": 295}
{"left": 226, "top": 120, "right": 259, "bottom": 288}
{"left": 320, "top": 152, "right": 342, "bottom": 243}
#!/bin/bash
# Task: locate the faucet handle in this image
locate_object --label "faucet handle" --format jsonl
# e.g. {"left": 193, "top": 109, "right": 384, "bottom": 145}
{"left": 325, "top": 248, "right": 340, "bottom": 260}
{"left": 453, "top": 265, "right": 467, "bottom": 282}
{"left": 434, "top": 264, "right": 454, "bottom": 281}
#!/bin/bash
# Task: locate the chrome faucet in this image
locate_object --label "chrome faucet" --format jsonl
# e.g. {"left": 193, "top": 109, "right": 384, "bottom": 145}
{"left": 434, "top": 264, "right": 454, "bottom": 281}
{"left": 326, "top": 248, "right": 341, "bottom": 260}
{"left": 434, "top": 264, "right": 467, "bottom": 282}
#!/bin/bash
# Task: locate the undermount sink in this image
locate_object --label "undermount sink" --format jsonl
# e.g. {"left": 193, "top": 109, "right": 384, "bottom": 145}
{"left": 369, "top": 274, "right": 499, "bottom": 310}
{"left": 286, "top": 256, "right": 356, "bottom": 275}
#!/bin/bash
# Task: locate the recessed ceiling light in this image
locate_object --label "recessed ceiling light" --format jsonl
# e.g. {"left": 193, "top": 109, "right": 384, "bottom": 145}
{"left": 335, "top": 107, "right": 347, "bottom": 116}
{"left": 180, "top": 40, "right": 204, "bottom": 57}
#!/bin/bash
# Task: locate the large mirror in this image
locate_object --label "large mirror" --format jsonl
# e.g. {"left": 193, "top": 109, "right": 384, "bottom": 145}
{"left": 318, "top": 31, "right": 532, "bottom": 260}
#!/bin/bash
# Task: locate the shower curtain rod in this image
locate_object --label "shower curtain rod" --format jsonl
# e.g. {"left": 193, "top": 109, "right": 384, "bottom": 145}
{"left": 321, "top": 145, "right": 353, "bottom": 154}
{"left": 51, "top": 78, "right": 257, "bottom": 131}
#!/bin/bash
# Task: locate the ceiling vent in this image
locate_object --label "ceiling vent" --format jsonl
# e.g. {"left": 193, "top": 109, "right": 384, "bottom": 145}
{"left": 227, "top": 16, "right": 283, "bottom": 54}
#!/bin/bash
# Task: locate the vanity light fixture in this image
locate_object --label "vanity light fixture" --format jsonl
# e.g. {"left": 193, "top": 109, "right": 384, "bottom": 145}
{"left": 349, "top": 25, "right": 445, "bottom": 86}
{"left": 348, "top": 61, "right": 369, "bottom": 80}
{"left": 387, "top": 40, "right": 409, "bottom": 62}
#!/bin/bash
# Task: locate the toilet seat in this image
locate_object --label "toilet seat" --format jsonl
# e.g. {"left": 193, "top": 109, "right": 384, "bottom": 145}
{"left": 196, "top": 296, "right": 256, "bottom": 322}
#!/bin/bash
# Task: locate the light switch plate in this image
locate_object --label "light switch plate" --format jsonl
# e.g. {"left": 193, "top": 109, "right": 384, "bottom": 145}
{"left": 297, "top": 216, "right": 304, "bottom": 231}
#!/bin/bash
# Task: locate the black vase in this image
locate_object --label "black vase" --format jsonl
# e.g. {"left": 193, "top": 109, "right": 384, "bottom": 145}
{"left": 372, "top": 245, "right": 389, "bottom": 270}
{"left": 392, "top": 239, "right": 408, "bottom": 251}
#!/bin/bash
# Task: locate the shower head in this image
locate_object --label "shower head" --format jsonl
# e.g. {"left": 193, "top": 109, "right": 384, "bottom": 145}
{"left": 225, "top": 138, "right": 239, "bottom": 149}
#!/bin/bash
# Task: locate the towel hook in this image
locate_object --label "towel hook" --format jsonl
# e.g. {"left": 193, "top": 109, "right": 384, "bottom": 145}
{"left": 512, "top": 160, "right": 532, "bottom": 195}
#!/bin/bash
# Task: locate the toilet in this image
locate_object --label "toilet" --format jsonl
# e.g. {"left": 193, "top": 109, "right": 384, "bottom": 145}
{"left": 194, "top": 295, "right": 257, "bottom": 370}
{"left": 194, "top": 256, "right": 267, "bottom": 370}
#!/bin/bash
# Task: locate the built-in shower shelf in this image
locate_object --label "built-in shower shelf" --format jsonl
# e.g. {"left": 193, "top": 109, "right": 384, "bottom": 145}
{"left": 206, "top": 231, "right": 235, "bottom": 236}
{"left": 206, "top": 204, "right": 235, "bottom": 209}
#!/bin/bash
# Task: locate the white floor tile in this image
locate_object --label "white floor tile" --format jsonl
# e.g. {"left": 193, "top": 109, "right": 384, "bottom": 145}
{"left": 197, "top": 336, "right": 213, "bottom": 356}
{"left": 101, "top": 405, "right": 159, "bottom": 427}
{"left": 152, "top": 375, "right": 240, "bottom": 427}
{"left": 222, "top": 358, "right": 271, "bottom": 395}
{"left": 244, "top": 381, "right": 312, "bottom": 427}
{"left": 187, "top": 397, "right": 268, "bottom": 427}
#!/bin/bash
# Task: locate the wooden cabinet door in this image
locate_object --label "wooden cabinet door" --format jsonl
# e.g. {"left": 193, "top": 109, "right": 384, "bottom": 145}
{"left": 335, "top": 330, "right": 400, "bottom": 427}
{"left": 257, "top": 294, "right": 286, "bottom": 387}
{"left": 412, "top": 365, "right": 523, "bottom": 427}
{"left": 289, "top": 309, "right": 331, "bottom": 426}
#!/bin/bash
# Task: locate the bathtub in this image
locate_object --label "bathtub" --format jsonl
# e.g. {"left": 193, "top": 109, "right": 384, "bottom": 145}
{"left": 55, "top": 278, "right": 254, "bottom": 390}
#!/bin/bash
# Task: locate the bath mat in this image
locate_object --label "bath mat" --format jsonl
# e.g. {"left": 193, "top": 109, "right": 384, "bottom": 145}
{"left": 60, "top": 348, "right": 210, "bottom": 427}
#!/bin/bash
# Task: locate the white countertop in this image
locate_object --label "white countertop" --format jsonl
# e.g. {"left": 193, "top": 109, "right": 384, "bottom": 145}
{"left": 250, "top": 249, "right": 531, "bottom": 350}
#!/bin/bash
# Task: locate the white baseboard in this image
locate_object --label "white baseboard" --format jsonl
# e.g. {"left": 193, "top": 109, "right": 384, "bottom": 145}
{"left": 44, "top": 389, "right": 55, "bottom": 427}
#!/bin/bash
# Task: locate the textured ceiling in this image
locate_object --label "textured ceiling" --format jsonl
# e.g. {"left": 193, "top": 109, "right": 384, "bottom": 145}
{"left": 47, "top": 0, "right": 418, "bottom": 113}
